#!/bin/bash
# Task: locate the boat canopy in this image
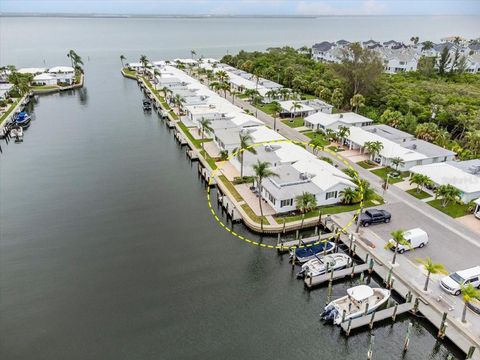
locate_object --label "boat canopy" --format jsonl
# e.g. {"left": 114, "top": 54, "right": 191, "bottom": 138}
{"left": 347, "top": 285, "right": 374, "bottom": 302}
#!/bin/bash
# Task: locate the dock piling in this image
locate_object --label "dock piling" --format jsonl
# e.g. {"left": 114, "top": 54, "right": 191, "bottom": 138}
{"left": 346, "top": 318, "right": 352, "bottom": 336}
{"left": 438, "top": 312, "right": 448, "bottom": 339}
{"left": 466, "top": 346, "right": 476, "bottom": 359}
{"left": 413, "top": 298, "right": 420, "bottom": 314}
{"left": 391, "top": 304, "right": 398, "bottom": 321}
{"left": 403, "top": 322, "right": 413, "bottom": 353}
{"left": 364, "top": 302, "right": 370, "bottom": 316}
{"left": 369, "top": 311, "right": 376, "bottom": 330}
{"left": 367, "top": 334, "right": 375, "bottom": 360}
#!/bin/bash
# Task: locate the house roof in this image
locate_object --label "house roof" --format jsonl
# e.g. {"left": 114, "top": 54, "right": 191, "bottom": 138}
{"left": 410, "top": 163, "right": 480, "bottom": 194}
{"left": 313, "top": 41, "right": 335, "bottom": 52}
{"left": 447, "top": 159, "right": 480, "bottom": 176}
{"left": 305, "top": 112, "right": 373, "bottom": 127}
{"left": 362, "top": 125, "right": 414, "bottom": 143}
{"left": 292, "top": 159, "right": 356, "bottom": 191}
{"left": 402, "top": 139, "right": 455, "bottom": 158}
{"left": 18, "top": 67, "right": 46, "bottom": 74}
{"left": 48, "top": 66, "right": 74, "bottom": 73}
{"left": 0, "top": 83, "right": 13, "bottom": 91}
{"left": 33, "top": 73, "right": 55, "bottom": 80}
{"left": 279, "top": 100, "right": 314, "bottom": 113}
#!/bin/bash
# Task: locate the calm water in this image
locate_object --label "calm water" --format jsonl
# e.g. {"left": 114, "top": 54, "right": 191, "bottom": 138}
{"left": 0, "top": 17, "right": 474, "bottom": 359}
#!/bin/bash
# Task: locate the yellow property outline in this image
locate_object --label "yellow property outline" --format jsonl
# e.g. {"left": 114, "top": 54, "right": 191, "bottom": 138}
{"left": 206, "top": 139, "right": 364, "bottom": 250}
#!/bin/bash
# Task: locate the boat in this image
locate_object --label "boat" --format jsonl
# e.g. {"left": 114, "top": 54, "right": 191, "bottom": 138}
{"left": 297, "top": 253, "right": 351, "bottom": 278}
{"left": 15, "top": 112, "right": 31, "bottom": 128}
{"left": 10, "top": 125, "right": 24, "bottom": 142}
{"left": 289, "top": 241, "right": 335, "bottom": 263}
{"left": 321, "top": 285, "right": 391, "bottom": 325}
{"left": 143, "top": 99, "right": 152, "bottom": 111}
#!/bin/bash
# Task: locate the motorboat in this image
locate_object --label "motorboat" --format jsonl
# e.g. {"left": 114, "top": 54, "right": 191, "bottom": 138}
{"left": 10, "top": 125, "right": 24, "bottom": 142}
{"left": 297, "top": 253, "right": 351, "bottom": 278}
{"left": 321, "top": 285, "right": 391, "bottom": 325}
{"left": 289, "top": 241, "right": 335, "bottom": 263}
{"left": 143, "top": 99, "right": 152, "bottom": 111}
{"left": 15, "top": 112, "right": 31, "bottom": 128}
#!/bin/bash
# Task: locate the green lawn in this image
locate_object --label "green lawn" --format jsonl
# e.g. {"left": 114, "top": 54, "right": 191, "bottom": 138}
{"left": 301, "top": 93, "right": 317, "bottom": 100}
{"left": 282, "top": 118, "right": 305, "bottom": 128}
{"left": 0, "top": 98, "right": 20, "bottom": 125}
{"left": 406, "top": 188, "right": 432, "bottom": 200}
{"left": 218, "top": 175, "right": 243, "bottom": 202}
{"left": 357, "top": 160, "right": 378, "bottom": 169}
{"left": 370, "top": 167, "right": 409, "bottom": 184}
{"left": 241, "top": 204, "right": 269, "bottom": 225}
{"left": 275, "top": 195, "right": 384, "bottom": 223}
{"left": 427, "top": 199, "right": 471, "bottom": 218}
{"left": 327, "top": 145, "right": 345, "bottom": 152}
{"left": 123, "top": 68, "right": 137, "bottom": 77}
{"left": 201, "top": 150, "right": 218, "bottom": 170}
{"left": 255, "top": 102, "right": 277, "bottom": 115}
{"left": 31, "top": 85, "right": 58, "bottom": 91}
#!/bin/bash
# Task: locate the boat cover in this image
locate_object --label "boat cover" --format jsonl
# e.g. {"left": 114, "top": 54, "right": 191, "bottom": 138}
{"left": 347, "top": 285, "right": 374, "bottom": 302}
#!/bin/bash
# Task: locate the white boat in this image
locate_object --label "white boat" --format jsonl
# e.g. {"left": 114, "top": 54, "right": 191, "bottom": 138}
{"left": 297, "top": 253, "right": 351, "bottom": 278}
{"left": 321, "top": 285, "right": 391, "bottom": 325}
{"left": 10, "top": 126, "right": 24, "bottom": 141}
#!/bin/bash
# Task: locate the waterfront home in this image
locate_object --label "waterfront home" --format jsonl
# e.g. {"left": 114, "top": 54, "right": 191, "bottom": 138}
{"left": 48, "top": 66, "right": 75, "bottom": 85}
{"left": 260, "top": 158, "right": 356, "bottom": 213}
{"left": 378, "top": 48, "right": 419, "bottom": 73}
{"left": 346, "top": 125, "right": 456, "bottom": 170}
{"left": 304, "top": 112, "right": 373, "bottom": 132}
{"left": 214, "top": 125, "right": 284, "bottom": 154}
{"left": 0, "top": 83, "right": 14, "bottom": 100}
{"left": 279, "top": 99, "right": 333, "bottom": 118}
{"left": 126, "top": 62, "right": 144, "bottom": 71}
{"left": 410, "top": 160, "right": 480, "bottom": 202}
{"left": 32, "top": 73, "right": 57, "bottom": 86}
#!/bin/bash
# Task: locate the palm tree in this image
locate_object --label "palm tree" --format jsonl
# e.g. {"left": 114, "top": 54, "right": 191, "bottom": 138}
{"left": 364, "top": 141, "right": 384, "bottom": 162}
{"left": 279, "top": 88, "right": 291, "bottom": 100}
{"left": 270, "top": 101, "right": 282, "bottom": 131}
{"left": 161, "top": 86, "right": 172, "bottom": 102}
{"left": 309, "top": 136, "right": 325, "bottom": 154}
{"left": 416, "top": 257, "right": 448, "bottom": 291}
{"left": 421, "top": 41, "right": 434, "bottom": 51}
{"left": 190, "top": 49, "right": 196, "bottom": 60}
{"left": 205, "top": 70, "right": 214, "bottom": 86}
{"left": 229, "top": 89, "right": 239, "bottom": 104}
{"left": 173, "top": 94, "right": 185, "bottom": 113}
{"left": 120, "top": 55, "right": 126, "bottom": 68}
{"left": 217, "top": 82, "right": 230, "bottom": 98}
{"left": 67, "top": 49, "right": 77, "bottom": 68}
{"left": 337, "top": 125, "right": 350, "bottom": 146}
{"left": 252, "top": 161, "right": 278, "bottom": 232}
{"left": 460, "top": 284, "right": 480, "bottom": 323}
{"left": 409, "top": 173, "right": 432, "bottom": 194}
{"left": 215, "top": 70, "right": 229, "bottom": 83}
{"left": 350, "top": 93, "right": 365, "bottom": 113}
{"left": 244, "top": 89, "right": 259, "bottom": 104}
{"left": 434, "top": 184, "right": 462, "bottom": 208}
{"left": 198, "top": 117, "right": 212, "bottom": 150}
{"left": 295, "top": 192, "right": 318, "bottom": 228}
{"left": 233, "top": 133, "right": 257, "bottom": 178}
{"left": 390, "top": 157, "right": 405, "bottom": 172}
{"left": 139, "top": 55, "right": 149, "bottom": 73}
{"left": 289, "top": 101, "right": 302, "bottom": 119}
{"left": 265, "top": 89, "right": 277, "bottom": 102}
{"left": 325, "top": 128, "right": 337, "bottom": 142}
{"left": 386, "top": 229, "right": 410, "bottom": 264}
{"left": 339, "top": 187, "right": 357, "bottom": 205}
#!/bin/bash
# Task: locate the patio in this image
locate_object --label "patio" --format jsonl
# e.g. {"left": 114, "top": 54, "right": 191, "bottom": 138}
{"left": 203, "top": 140, "right": 221, "bottom": 158}
{"left": 235, "top": 183, "right": 276, "bottom": 216}
{"left": 219, "top": 161, "right": 240, "bottom": 181}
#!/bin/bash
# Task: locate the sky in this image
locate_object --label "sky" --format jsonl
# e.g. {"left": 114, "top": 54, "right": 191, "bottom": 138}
{"left": 1, "top": 0, "right": 479, "bottom": 16}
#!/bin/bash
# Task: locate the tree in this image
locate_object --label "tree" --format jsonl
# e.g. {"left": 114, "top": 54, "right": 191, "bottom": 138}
{"left": 337, "top": 125, "right": 350, "bottom": 146}
{"left": 339, "top": 187, "right": 357, "bottom": 205}
{"left": 350, "top": 93, "right": 365, "bottom": 113}
{"left": 219, "top": 150, "right": 229, "bottom": 161}
{"left": 319, "top": 88, "right": 332, "bottom": 102}
{"left": 386, "top": 229, "right": 410, "bottom": 265}
{"left": 409, "top": 173, "right": 432, "bottom": 194}
{"left": 415, "top": 122, "right": 441, "bottom": 142}
{"left": 120, "top": 55, "right": 126, "bottom": 68}
{"left": 215, "top": 70, "right": 229, "bottom": 83}
{"left": 330, "top": 88, "right": 344, "bottom": 109}
{"left": 437, "top": 47, "right": 451, "bottom": 75}
{"left": 390, "top": 157, "right": 405, "bottom": 172}
{"left": 67, "top": 50, "right": 83, "bottom": 73}
{"left": 410, "top": 36, "right": 420, "bottom": 45}
{"left": 295, "top": 192, "right": 318, "bottom": 228}
{"left": 416, "top": 257, "right": 448, "bottom": 291}
{"left": 421, "top": 41, "right": 434, "bottom": 51}
{"left": 252, "top": 161, "right": 278, "bottom": 232}
{"left": 198, "top": 117, "right": 212, "bottom": 149}
{"left": 270, "top": 101, "right": 282, "bottom": 131}
{"left": 289, "top": 101, "right": 302, "bottom": 119}
{"left": 309, "top": 136, "right": 325, "bottom": 154}
{"left": 190, "top": 49, "right": 196, "bottom": 60}
{"left": 333, "top": 42, "right": 383, "bottom": 101}
{"left": 233, "top": 133, "right": 257, "bottom": 178}
{"left": 460, "top": 284, "right": 480, "bottom": 323}
{"left": 139, "top": 54, "right": 149, "bottom": 73}
{"left": 173, "top": 94, "right": 185, "bottom": 113}
{"left": 434, "top": 184, "right": 461, "bottom": 208}
{"left": 363, "top": 141, "right": 384, "bottom": 162}
{"left": 417, "top": 56, "right": 436, "bottom": 76}
{"left": 380, "top": 109, "right": 404, "bottom": 128}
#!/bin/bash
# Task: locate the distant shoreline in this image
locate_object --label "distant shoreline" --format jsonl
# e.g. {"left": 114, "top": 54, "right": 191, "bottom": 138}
{"left": 1, "top": 13, "right": 477, "bottom": 19}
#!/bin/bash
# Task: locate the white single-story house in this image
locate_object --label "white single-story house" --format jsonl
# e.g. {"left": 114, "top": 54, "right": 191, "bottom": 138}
{"left": 304, "top": 112, "right": 373, "bottom": 132}
{"left": 127, "top": 62, "right": 144, "bottom": 71}
{"left": 410, "top": 162, "right": 480, "bottom": 203}
{"left": 260, "top": 158, "right": 356, "bottom": 213}
{"left": 48, "top": 66, "right": 75, "bottom": 84}
{"left": 214, "top": 125, "right": 284, "bottom": 154}
{"left": 346, "top": 126, "right": 455, "bottom": 170}
{"left": 0, "top": 83, "right": 14, "bottom": 100}
{"left": 32, "top": 73, "right": 57, "bottom": 86}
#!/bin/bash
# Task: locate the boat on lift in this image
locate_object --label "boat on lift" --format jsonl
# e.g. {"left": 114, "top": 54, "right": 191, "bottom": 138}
{"left": 297, "top": 253, "right": 351, "bottom": 278}
{"left": 15, "top": 112, "right": 32, "bottom": 128}
{"left": 289, "top": 241, "right": 335, "bottom": 263}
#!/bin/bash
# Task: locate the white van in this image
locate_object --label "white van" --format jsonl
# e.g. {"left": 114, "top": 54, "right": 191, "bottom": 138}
{"left": 388, "top": 228, "right": 428, "bottom": 254}
{"left": 440, "top": 266, "right": 480, "bottom": 296}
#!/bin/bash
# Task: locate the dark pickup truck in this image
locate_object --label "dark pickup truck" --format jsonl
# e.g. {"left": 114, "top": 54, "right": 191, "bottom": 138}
{"left": 359, "top": 209, "right": 391, "bottom": 227}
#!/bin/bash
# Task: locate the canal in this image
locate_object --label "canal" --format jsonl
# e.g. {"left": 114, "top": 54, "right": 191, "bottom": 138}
{"left": 0, "top": 17, "right": 468, "bottom": 360}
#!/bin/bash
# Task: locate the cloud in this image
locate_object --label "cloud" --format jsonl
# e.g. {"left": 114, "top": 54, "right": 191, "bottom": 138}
{"left": 296, "top": 0, "right": 387, "bottom": 16}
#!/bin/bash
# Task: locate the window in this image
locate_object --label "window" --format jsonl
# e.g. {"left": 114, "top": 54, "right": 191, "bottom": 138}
{"left": 325, "top": 191, "right": 337, "bottom": 200}
{"left": 281, "top": 199, "right": 293, "bottom": 207}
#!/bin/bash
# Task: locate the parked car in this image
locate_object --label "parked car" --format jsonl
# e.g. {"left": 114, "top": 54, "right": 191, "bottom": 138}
{"left": 440, "top": 266, "right": 480, "bottom": 296}
{"left": 359, "top": 209, "right": 391, "bottom": 227}
{"left": 388, "top": 228, "right": 429, "bottom": 254}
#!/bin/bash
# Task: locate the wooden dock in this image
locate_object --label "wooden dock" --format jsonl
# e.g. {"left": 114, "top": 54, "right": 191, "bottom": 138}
{"left": 340, "top": 302, "right": 414, "bottom": 334}
{"left": 304, "top": 263, "right": 369, "bottom": 288}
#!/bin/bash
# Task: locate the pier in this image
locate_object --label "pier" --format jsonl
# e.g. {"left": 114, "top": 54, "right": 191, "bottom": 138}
{"left": 276, "top": 232, "right": 333, "bottom": 253}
